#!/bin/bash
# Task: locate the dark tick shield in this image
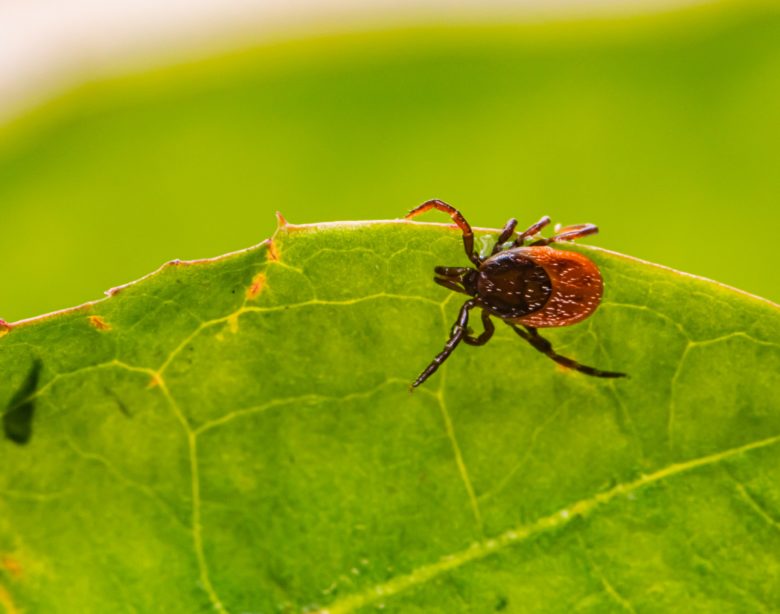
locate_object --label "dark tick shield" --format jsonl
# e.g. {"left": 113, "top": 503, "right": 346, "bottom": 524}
{"left": 405, "top": 200, "right": 627, "bottom": 388}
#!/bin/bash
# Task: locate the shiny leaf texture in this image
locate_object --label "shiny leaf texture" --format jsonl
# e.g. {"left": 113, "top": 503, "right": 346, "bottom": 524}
{"left": 1, "top": 220, "right": 779, "bottom": 613}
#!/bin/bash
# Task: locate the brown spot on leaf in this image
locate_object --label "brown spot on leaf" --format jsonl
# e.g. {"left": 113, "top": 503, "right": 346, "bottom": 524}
{"left": 0, "top": 321, "right": 9, "bottom": 339}
{"left": 88, "top": 315, "right": 111, "bottom": 331}
{"left": 147, "top": 373, "right": 163, "bottom": 389}
{"left": 267, "top": 240, "right": 280, "bottom": 262}
{"left": 245, "top": 272, "right": 267, "bottom": 300}
{"left": 1, "top": 556, "right": 22, "bottom": 579}
{"left": 275, "top": 211, "right": 289, "bottom": 228}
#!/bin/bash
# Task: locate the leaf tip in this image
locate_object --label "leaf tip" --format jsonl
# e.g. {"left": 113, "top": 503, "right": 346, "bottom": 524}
{"left": 275, "top": 210, "right": 289, "bottom": 228}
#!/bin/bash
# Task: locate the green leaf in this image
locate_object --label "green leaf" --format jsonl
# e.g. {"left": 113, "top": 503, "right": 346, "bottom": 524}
{"left": 1, "top": 220, "right": 778, "bottom": 613}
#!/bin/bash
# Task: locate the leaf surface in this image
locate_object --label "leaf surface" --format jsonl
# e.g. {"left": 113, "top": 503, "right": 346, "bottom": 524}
{"left": 1, "top": 220, "right": 779, "bottom": 613}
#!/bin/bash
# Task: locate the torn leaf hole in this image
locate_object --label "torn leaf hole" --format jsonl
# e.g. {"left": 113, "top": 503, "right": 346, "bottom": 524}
{"left": 3, "top": 359, "right": 42, "bottom": 445}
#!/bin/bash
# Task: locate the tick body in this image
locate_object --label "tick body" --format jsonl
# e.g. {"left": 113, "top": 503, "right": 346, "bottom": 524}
{"left": 406, "top": 199, "right": 626, "bottom": 388}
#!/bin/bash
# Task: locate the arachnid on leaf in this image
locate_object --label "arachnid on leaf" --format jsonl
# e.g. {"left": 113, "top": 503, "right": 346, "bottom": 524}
{"left": 405, "top": 200, "right": 627, "bottom": 388}
{"left": 1, "top": 217, "right": 778, "bottom": 614}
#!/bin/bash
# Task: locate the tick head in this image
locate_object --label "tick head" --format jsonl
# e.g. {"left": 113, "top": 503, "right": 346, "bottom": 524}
{"left": 433, "top": 266, "right": 479, "bottom": 297}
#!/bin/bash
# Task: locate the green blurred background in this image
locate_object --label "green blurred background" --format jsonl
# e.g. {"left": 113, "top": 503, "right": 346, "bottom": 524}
{"left": 0, "top": 1, "right": 778, "bottom": 322}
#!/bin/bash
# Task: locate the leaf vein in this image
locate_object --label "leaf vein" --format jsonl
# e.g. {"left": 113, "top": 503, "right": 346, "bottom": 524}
{"left": 477, "top": 405, "right": 564, "bottom": 504}
{"left": 316, "top": 432, "right": 780, "bottom": 614}
{"left": 434, "top": 386, "right": 483, "bottom": 533}
{"left": 155, "top": 379, "right": 227, "bottom": 614}
{"left": 64, "top": 437, "right": 187, "bottom": 531}
{"left": 577, "top": 535, "right": 636, "bottom": 614}
{"left": 731, "top": 479, "right": 780, "bottom": 534}
{"left": 666, "top": 341, "right": 692, "bottom": 452}
{"left": 195, "top": 378, "right": 409, "bottom": 434}
{"left": 157, "top": 294, "right": 441, "bottom": 376}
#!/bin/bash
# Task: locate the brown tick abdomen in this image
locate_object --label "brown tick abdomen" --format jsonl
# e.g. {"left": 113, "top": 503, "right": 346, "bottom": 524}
{"left": 511, "top": 246, "right": 604, "bottom": 327}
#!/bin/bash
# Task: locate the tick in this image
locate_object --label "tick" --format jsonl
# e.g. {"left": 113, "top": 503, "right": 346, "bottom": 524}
{"left": 406, "top": 199, "right": 627, "bottom": 388}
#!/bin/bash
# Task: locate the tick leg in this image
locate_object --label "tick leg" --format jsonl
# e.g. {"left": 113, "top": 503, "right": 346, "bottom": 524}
{"left": 463, "top": 310, "right": 495, "bottom": 346}
{"left": 406, "top": 200, "right": 480, "bottom": 266}
{"left": 434, "top": 266, "right": 472, "bottom": 295}
{"left": 532, "top": 223, "right": 598, "bottom": 246}
{"left": 434, "top": 266, "right": 472, "bottom": 277}
{"left": 491, "top": 218, "right": 518, "bottom": 254}
{"left": 434, "top": 277, "right": 470, "bottom": 296}
{"left": 411, "top": 299, "right": 478, "bottom": 388}
{"left": 507, "top": 324, "right": 627, "bottom": 378}
{"left": 514, "top": 215, "right": 552, "bottom": 246}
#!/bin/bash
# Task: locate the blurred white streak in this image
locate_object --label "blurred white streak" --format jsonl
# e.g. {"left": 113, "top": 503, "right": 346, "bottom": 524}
{"left": 0, "top": 0, "right": 706, "bottom": 123}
